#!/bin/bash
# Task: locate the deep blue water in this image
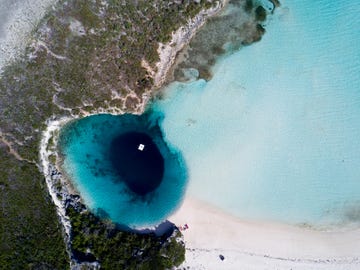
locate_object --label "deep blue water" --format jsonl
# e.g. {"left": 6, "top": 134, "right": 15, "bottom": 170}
{"left": 59, "top": 113, "right": 187, "bottom": 228}
{"left": 110, "top": 131, "right": 164, "bottom": 195}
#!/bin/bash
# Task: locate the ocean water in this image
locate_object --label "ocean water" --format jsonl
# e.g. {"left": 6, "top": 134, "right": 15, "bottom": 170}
{"left": 153, "top": 0, "right": 360, "bottom": 227}
{"left": 110, "top": 131, "right": 165, "bottom": 195}
{"left": 59, "top": 113, "right": 187, "bottom": 228}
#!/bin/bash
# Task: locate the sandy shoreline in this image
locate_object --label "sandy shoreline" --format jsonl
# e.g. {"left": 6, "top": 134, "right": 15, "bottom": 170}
{"left": 170, "top": 196, "right": 360, "bottom": 269}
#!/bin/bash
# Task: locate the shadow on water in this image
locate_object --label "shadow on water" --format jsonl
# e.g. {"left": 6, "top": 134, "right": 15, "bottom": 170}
{"left": 128, "top": 220, "right": 177, "bottom": 238}
{"left": 96, "top": 208, "right": 176, "bottom": 237}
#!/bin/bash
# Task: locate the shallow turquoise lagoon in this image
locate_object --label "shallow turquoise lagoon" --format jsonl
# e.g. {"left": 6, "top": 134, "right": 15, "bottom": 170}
{"left": 154, "top": 0, "right": 360, "bottom": 227}
{"left": 59, "top": 113, "right": 187, "bottom": 228}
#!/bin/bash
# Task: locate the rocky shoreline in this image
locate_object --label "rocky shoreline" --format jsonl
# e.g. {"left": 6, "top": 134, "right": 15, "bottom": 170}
{"left": 153, "top": 0, "right": 227, "bottom": 88}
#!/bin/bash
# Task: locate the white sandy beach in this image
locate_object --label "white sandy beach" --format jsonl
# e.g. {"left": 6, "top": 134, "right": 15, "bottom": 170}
{"left": 170, "top": 197, "right": 360, "bottom": 269}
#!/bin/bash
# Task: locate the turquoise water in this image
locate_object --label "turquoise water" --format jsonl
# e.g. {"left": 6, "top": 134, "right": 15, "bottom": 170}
{"left": 59, "top": 113, "right": 187, "bottom": 228}
{"left": 153, "top": 0, "right": 360, "bottom": 226}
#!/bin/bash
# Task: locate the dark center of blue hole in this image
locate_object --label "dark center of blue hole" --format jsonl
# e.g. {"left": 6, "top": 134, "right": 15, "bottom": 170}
{"left": 110, "top": 131, "right": 164, "bottom": 196}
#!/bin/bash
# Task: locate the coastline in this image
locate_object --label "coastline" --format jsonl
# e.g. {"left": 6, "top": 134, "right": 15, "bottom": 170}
{"left": 170, "top": 197, "right": 360, "bottom": 269}
{"left": 38, "top": 2, "right": 228, "bottom": 268}
{"left": 36, "top": 1, "right": 360, "bottom": 269}
{"left": 153, "top": 0, "right": 227, "bottom": 88}
{"left": 39, "top": 117, "right": 73, "bottom": 237}
{"left": 39, "top": 117, "right": 75, "bottom": 263}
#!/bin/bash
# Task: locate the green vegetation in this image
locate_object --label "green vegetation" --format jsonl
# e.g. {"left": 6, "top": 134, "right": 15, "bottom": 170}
{"left": 67, "top": 206, "right": 185, "bottom": 269}
{"left": 244, "top": 0, "right": 254, "bottom": 12}
{"left": 255, "top": 6, "right": 267, "bottom": 21}
{"left": 172, "top": 0, "right": 270, "bottom": 82}
{"left": 0, "top": 0, "right": 218, "bottom": 268}
{"left": 0, "top": 147, "right": 69, "bottom": 269}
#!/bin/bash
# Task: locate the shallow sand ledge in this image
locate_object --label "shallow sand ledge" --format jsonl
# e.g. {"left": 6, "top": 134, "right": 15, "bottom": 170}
{"left": 170, "top": 197, "right": 360, "bottom": 269}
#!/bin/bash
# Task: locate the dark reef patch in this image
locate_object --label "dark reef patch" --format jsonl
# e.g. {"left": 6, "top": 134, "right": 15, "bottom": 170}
{"left": 110, "top": 131, "right": 165, "bottom": 195}
{"left": 169, "top": 0, "right": 274, "bottom": 83}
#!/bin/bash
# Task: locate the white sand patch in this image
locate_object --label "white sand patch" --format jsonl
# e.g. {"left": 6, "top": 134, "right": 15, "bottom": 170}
{"left": 69, "top": 19, "right": 86, "bottom": 36}
{"left": 170, "top": 196, "right": 360, "bottom": 269}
